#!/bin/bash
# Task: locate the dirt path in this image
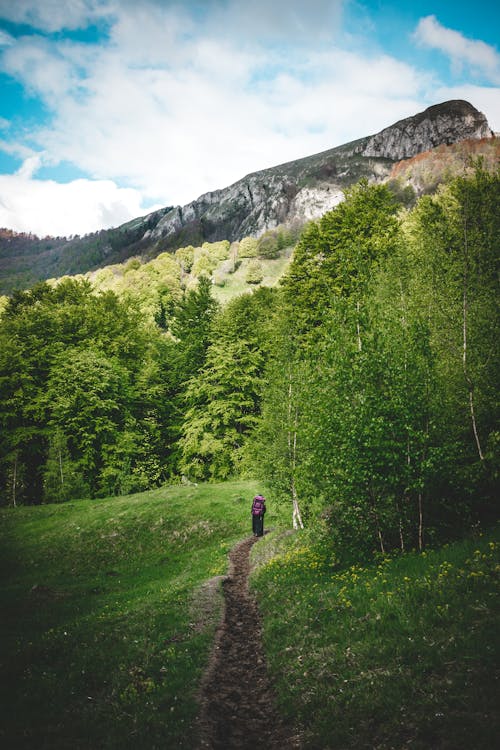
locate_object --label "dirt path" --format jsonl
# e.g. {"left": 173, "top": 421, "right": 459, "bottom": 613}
{"left": 197, "top": 536, "right": 301, "bottom": 749}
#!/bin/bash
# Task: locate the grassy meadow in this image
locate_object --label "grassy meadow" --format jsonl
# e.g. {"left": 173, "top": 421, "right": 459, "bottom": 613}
{"left": 1, "top": 480, "right": 498, "bottom": 749}
{"left": 211, "top": 251, "right": 294, "bottom": 304}
{"left": 251, "top": 526, "right": 500, "bottom": 750}
{"left": 0, "top": 480, "right": 285, "bottom": 749}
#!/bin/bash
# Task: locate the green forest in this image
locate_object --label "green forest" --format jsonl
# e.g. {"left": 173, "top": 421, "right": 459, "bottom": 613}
{"left": 1, "top": 165, "right": 498, "bottom": 558}
{"left": 0, "top": 163, "right": 499, "bottom": 748}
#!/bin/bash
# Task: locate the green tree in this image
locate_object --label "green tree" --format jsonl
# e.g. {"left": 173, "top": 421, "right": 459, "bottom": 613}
{"left": 202, "top": 240, "right": 230, "bottom": 261}
{"left": 0, "top": 279, "right": 158, "bottom": 504}
{"left": 179, "top": 339, "right": 263, "bottom": 480}
{"left": 282, "top": 180, "right": 400, "bottom": 342}
{"left": 44, "top": 348, "right": 132, "bottom": 497}
{"left": 257, "top": 230, "right": 280, "bottom": 259}
{"left": 238, "top": 236, "right": 258, "bottom": 258}
{"left": 246, "top": 259, "right": 264, "bottom": 284}
{"left": 178, "top": 288, "right": 278, "bottom": 481}
{"left": 175, "top": 245, "right": 195, "bottom": 274}
{"left": 192, "top": 250, "right": 217, "bottom": 278}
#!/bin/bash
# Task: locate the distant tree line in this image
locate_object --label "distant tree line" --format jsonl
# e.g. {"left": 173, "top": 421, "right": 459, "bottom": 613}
{"left": 0, "top": 164, "right": 498, "bottom": 558}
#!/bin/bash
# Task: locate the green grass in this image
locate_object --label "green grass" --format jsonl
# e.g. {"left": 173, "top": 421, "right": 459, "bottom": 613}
{"left": 0, "top": 479, "right": 287, "bottom": 749}
{"left": 3, "top": 483, "right": 498, "bottom": 750}
{"left": 250, "top": 526, "right": 500, "bottom": 750}
{"left": 211, "top": 251, "right": 293, "bottom": 303}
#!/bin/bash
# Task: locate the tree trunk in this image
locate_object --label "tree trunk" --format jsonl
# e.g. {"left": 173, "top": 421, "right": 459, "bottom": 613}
{"left": 396, "top": 498, "right": 405, "bottom": 552}
{"left": 368, "top": 484, "right": 385, "bottom": 555}
{"left": 418, "top": 492, "right": 424, "bottom": 551}
{"left": 287, "top": 374, "right": 304, "bottom": 529}
{"left": 291, "top": 476, "right": 304, "bottom": 530}
{"left": 59, "top": 447, "right": 65, "bottom": 488}
{"left": 462, "top": 211, "right": 484, "bottom": 461}
{"left": 12, "top": 453, "right": 18, "bottom": 508}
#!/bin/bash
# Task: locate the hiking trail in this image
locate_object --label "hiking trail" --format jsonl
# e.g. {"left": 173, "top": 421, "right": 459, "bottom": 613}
{"left": 196, "top": 535, "right": 301, "bottom": 749}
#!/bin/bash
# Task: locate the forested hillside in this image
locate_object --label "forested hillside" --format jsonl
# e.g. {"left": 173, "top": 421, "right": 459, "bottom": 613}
{"left": 0, "top": 163, "right": 498, "bottom": 558}
{"left": 0, "top": 101, "right": 496, "bottom": 297}
{"left": 0, "top": 210, "right": 171, "bottom": 295}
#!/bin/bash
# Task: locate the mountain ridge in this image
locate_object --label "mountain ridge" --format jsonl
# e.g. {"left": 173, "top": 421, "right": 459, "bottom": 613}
{"left": 0, "top": 99, "right": 495, "bottom": 294}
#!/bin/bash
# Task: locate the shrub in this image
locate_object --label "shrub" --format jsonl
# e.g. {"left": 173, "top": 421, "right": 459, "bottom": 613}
{"left": 245, "top": 259, "right": 264, "bottom": 284}
{"left": 238, "top": 236, "right": 258, "bottom": 258}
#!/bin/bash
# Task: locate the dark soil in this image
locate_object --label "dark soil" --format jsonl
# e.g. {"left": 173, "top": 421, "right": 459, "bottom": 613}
{"left": 197, "top": 536, "right": 301, "bottom": 749}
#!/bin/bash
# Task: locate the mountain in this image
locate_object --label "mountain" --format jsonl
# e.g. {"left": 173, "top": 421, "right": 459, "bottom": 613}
{"left": 0, "top": 100, "right": 495, "bottom": 295}
{"left": 145, "top": 99, "right": 493, "bottom": 248}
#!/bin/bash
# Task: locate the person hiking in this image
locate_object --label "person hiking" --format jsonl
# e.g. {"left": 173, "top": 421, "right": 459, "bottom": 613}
{"left": 251, "top": 494, "right": 266, "bottom": 537}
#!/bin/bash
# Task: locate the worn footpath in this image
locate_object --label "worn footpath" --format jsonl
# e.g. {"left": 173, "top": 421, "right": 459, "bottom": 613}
{"left": 196, "top": 536, "right": 301, "bottom": 750}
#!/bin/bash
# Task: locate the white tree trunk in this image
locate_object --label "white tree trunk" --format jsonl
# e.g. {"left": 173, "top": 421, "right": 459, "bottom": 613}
{"left": 12, "top": 453, "right": 18, "bottom": 508}
{"left": 287, "top": 372, "right": 304, "bottom": 529}
{"left": 462, "top": 215, "right": 484, "bottom": 461}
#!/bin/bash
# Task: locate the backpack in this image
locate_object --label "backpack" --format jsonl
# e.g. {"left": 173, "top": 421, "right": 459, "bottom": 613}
{"left": 252, "top": 496, "right": 265, "bottom": 515}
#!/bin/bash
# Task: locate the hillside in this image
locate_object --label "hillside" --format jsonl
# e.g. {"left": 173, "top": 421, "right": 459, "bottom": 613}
{"left": 0, "top": 479, "right": 282, "bottom": 749}
{"left": 0, "top": 99, "right": 495, "bottom": 295}
{"left": 1, "top": 483, "right": 498, "bottom": 748}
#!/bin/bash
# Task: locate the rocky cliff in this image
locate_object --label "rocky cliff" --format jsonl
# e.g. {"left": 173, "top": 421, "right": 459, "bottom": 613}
{"left": 362, "top": 100, "right": 493, "bottom": 160}
{"left": 0, "top": 100, "right": 495, "bottom": 294}
{"left": 143, "top": 100, "right": 493, "bottom": 252}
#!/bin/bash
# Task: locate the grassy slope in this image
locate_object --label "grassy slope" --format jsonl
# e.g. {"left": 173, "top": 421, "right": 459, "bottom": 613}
{"left": 251, "top": 527, "right": 500, "bottom": 750}
{"left": 2, "top": 482, "right": 498, "bottom": 749}
{"left": 211, "top": 252, "right": 293, "bottom": 304}
{"left": 0, "top": 480, "right": 286, "bottom": 749}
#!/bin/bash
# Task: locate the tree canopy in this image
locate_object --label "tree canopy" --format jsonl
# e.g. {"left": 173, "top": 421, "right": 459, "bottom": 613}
{"left": 1, "top": 165, "right": 498, "bottom": 560}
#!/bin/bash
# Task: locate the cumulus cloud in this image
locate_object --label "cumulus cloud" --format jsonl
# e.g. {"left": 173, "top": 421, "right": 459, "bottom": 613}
{"left": 0, "top": 2, "right": 497, "bottom": 236}
{"left": 210, "top": 0, "right": 344, "bottom": 44}
{"left": 414, "top": 15, "right": 500, "bottom": 83}
{"left": 0, "top": 157, "right": 158, "bottom": 236}
{"left": 432, "top": 84, "right": 500, "bottom": 133}
{"left": 0, "top": 3, "right": 428, "bottom": 212}
{"left": 0, "top": 28, "right": 14, "bottom": 46}
{"left": 0, "top": 0, "right": 112, "bottom": 33}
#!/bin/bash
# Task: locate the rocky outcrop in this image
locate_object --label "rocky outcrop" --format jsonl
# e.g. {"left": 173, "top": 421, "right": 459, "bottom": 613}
{"left": 142, "top": 100, "right": 493, "bottom": 251}
{"left": 1, "top": 101, "right": 494, "bottom": 293}
{"left": 362, "top": 100, "right": 493, "bottom": 161}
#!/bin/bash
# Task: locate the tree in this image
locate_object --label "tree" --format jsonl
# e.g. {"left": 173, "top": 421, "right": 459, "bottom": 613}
{"left": 0, "top": 279, "right": 157, "bottom": 504}
{"left": 245, "top": 259, "right": 264, "bottom": 284}
{"left": 179, "top": 339, "right": 263, "bottom": 480}
{"left": 44, "top": 348, "right": 132, "bottom": 497}
{"left": 402, "top": 163, "right": 500, "bottom": 525}
{"left": 179, "top": 289, "right": 278, "bottom": 481}
{"left": 238, "top": 236, "right": 258, "bottom": 258}
{"left": 202, "top": 240, "right": 230, "bottom": 261}
{"left": 169, "top": 276, "right": 219, "bottom": 383}
{"left": 281, "top": 180, "right": 400, "bottom": 343}
{"left": 256, "top": 169, "right": 498, "bottom": 553}
{"left": 257, "top": 230, "right": 280, "bottom": 259}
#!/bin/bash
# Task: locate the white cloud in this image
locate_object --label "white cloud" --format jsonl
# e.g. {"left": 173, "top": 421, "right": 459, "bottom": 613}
{"left": 432, "top": 84, "right": 500, "bottom": 133}
{"left": 210, "top": 0, "right": 344, "bottom": 44}
{"left": 0, "top": 0, "right": 112, "bottom": 33}
{"left": 1, "top": 13, "right": 430, "bottom": 211}
{"left": 0, "top": 158, "right": 158, "bottom": 236}
{"left": 2, "top": 35, "right": 79, "bottom": 103}
{"left": 414, "top": 15, "right": 500, "bottom": 83}
{"left": 0, "top": 2, "right": 497, "bottom": 237}
{"left": 0, "top": 28, "right": 14, "bottom": 46}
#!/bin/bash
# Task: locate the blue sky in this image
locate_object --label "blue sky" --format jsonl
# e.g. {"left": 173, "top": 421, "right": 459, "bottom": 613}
{"left": 0, "top": 0, "right": 499, "bottom": 236}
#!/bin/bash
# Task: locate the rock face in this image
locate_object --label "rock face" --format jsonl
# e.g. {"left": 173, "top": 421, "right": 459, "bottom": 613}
{"left": 144, "top": 100, "right": 493, "bottom": 251}
{"left": 1, "top": 100, "right": 494, "bottom": 294}
{"left": 362, "top": 100, "right": 493, "bottom": 160}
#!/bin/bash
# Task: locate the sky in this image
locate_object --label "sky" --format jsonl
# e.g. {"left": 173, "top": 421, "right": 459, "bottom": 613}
{"left": 0, "top": 0, "right": 499, "bottom": 238}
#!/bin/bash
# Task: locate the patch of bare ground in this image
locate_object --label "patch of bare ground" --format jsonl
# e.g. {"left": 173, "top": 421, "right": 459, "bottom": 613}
{"left": 196, "top": 536, "right": 301, "bottom": 749}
